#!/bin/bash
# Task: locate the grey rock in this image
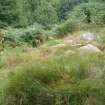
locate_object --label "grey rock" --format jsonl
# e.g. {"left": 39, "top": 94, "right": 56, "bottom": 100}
{"left": 82, "top": 32, "right": 95, "bottom": 42}
{"left": 79, "top": 44, "right": 102, "bottom": 53}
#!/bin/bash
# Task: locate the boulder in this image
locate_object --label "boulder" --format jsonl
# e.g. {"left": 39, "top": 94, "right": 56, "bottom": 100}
{"left": 79, "top": 44, "right": 102, "bottom": 53}
{"left": 82, "top": 32, "right": 95, "bottom": 42}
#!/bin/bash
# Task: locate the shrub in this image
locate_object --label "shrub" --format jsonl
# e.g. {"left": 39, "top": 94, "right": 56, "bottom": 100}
{"left": 3, "top": 23, "right": 47, "bottom": 48}
{"left": 53, "top": 19, "right": 77, "bottom": 37}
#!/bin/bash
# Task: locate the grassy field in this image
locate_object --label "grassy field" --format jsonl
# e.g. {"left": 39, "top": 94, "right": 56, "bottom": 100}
{"left": 1, "top": 0, "right": 105, "bottom": 105}
{"left": 0, "top": 29, "right": 105, "bottom": 105}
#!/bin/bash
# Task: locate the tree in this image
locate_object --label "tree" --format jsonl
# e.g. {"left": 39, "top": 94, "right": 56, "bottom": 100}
{"left": 69, "top": 2, "right": 105, "bottom": 25}
{"left": 0, "top": 0, "right": 58, "bottom": 28}
{"left": 52, "top": 0, "right": 88, "bottom": 21}
{"left": 0, "top": 0, "right": 18, "bottom": 27}
{"left": 22, "top": 0, "right": 58, "bottom": 27}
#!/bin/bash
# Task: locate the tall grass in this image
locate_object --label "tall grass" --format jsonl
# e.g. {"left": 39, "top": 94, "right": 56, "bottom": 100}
{"left": 0, "top": 52, "right": 105, "bottom": 105}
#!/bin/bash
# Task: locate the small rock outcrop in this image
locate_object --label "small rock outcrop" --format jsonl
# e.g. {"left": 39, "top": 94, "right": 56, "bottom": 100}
{"left": 82, "top": 32, "right": 95, "bottom": 42}
{"left": 79, "top": 44, "right": 102, "bottom": 53}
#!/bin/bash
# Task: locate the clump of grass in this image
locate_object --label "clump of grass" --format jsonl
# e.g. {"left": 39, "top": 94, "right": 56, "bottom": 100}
{"left": 45, "top": 39, "right": 63, "bottom": 46}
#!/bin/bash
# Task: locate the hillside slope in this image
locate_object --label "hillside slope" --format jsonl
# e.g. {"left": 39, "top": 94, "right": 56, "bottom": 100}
{"left": 0, "top": 30, "right": 105, "bottom": 105}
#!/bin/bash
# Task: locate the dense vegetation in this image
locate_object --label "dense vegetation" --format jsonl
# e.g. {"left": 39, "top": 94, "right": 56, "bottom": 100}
{"left": 0, "top": 0, "right": 105, "bottom": 47}
{"left": 1, "top": 0, "right": 105, "bottom": 105}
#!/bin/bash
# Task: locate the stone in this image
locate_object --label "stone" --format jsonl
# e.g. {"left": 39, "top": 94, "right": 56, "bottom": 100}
{"left": 82, "top": 32, "right": 95, "bottom": 42}
{"left": 79, "top": 44, "right": 102, "bottom": 53}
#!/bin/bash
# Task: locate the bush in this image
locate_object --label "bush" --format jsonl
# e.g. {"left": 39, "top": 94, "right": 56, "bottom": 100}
{"left": 53, "top": 19, "right": 77, "bottom": 37}
{"left": 3, "top": 23, "right": 47, "bottom": 48}
{"left": 3, "top": 19, "right": 78, "bottom": 48}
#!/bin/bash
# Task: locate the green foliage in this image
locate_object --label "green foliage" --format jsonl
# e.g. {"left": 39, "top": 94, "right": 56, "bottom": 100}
{"left": 69, "top": 2, "right": 105, "bottom": 25}
{"left": 93, "top": 28, "right": 105, "bottom": 44}
{"left": 1, "top": 0, "right": 105, "bottom": 28}
{"left": 53, "top": 19, "right": 77, "bottom": 36}
{"left": 52, "top": 0, "right": 88, "bottom": 21}
{"left": 4, "top": 29, "right": 24, "bottom": 47}
{"left": 3, "top": 24, "right": 47, "bottom": 47}
{"left": 1, "top": 0, "right": 105, "bottom": 104}
{"left": 0, "top": 0, "right": 18, "bottom": 27}
{"left": 23, "top": 0, "right": 58, "bottom": 27}
{"left": 0, "top": 0, "right": 58, "bottom": 28}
